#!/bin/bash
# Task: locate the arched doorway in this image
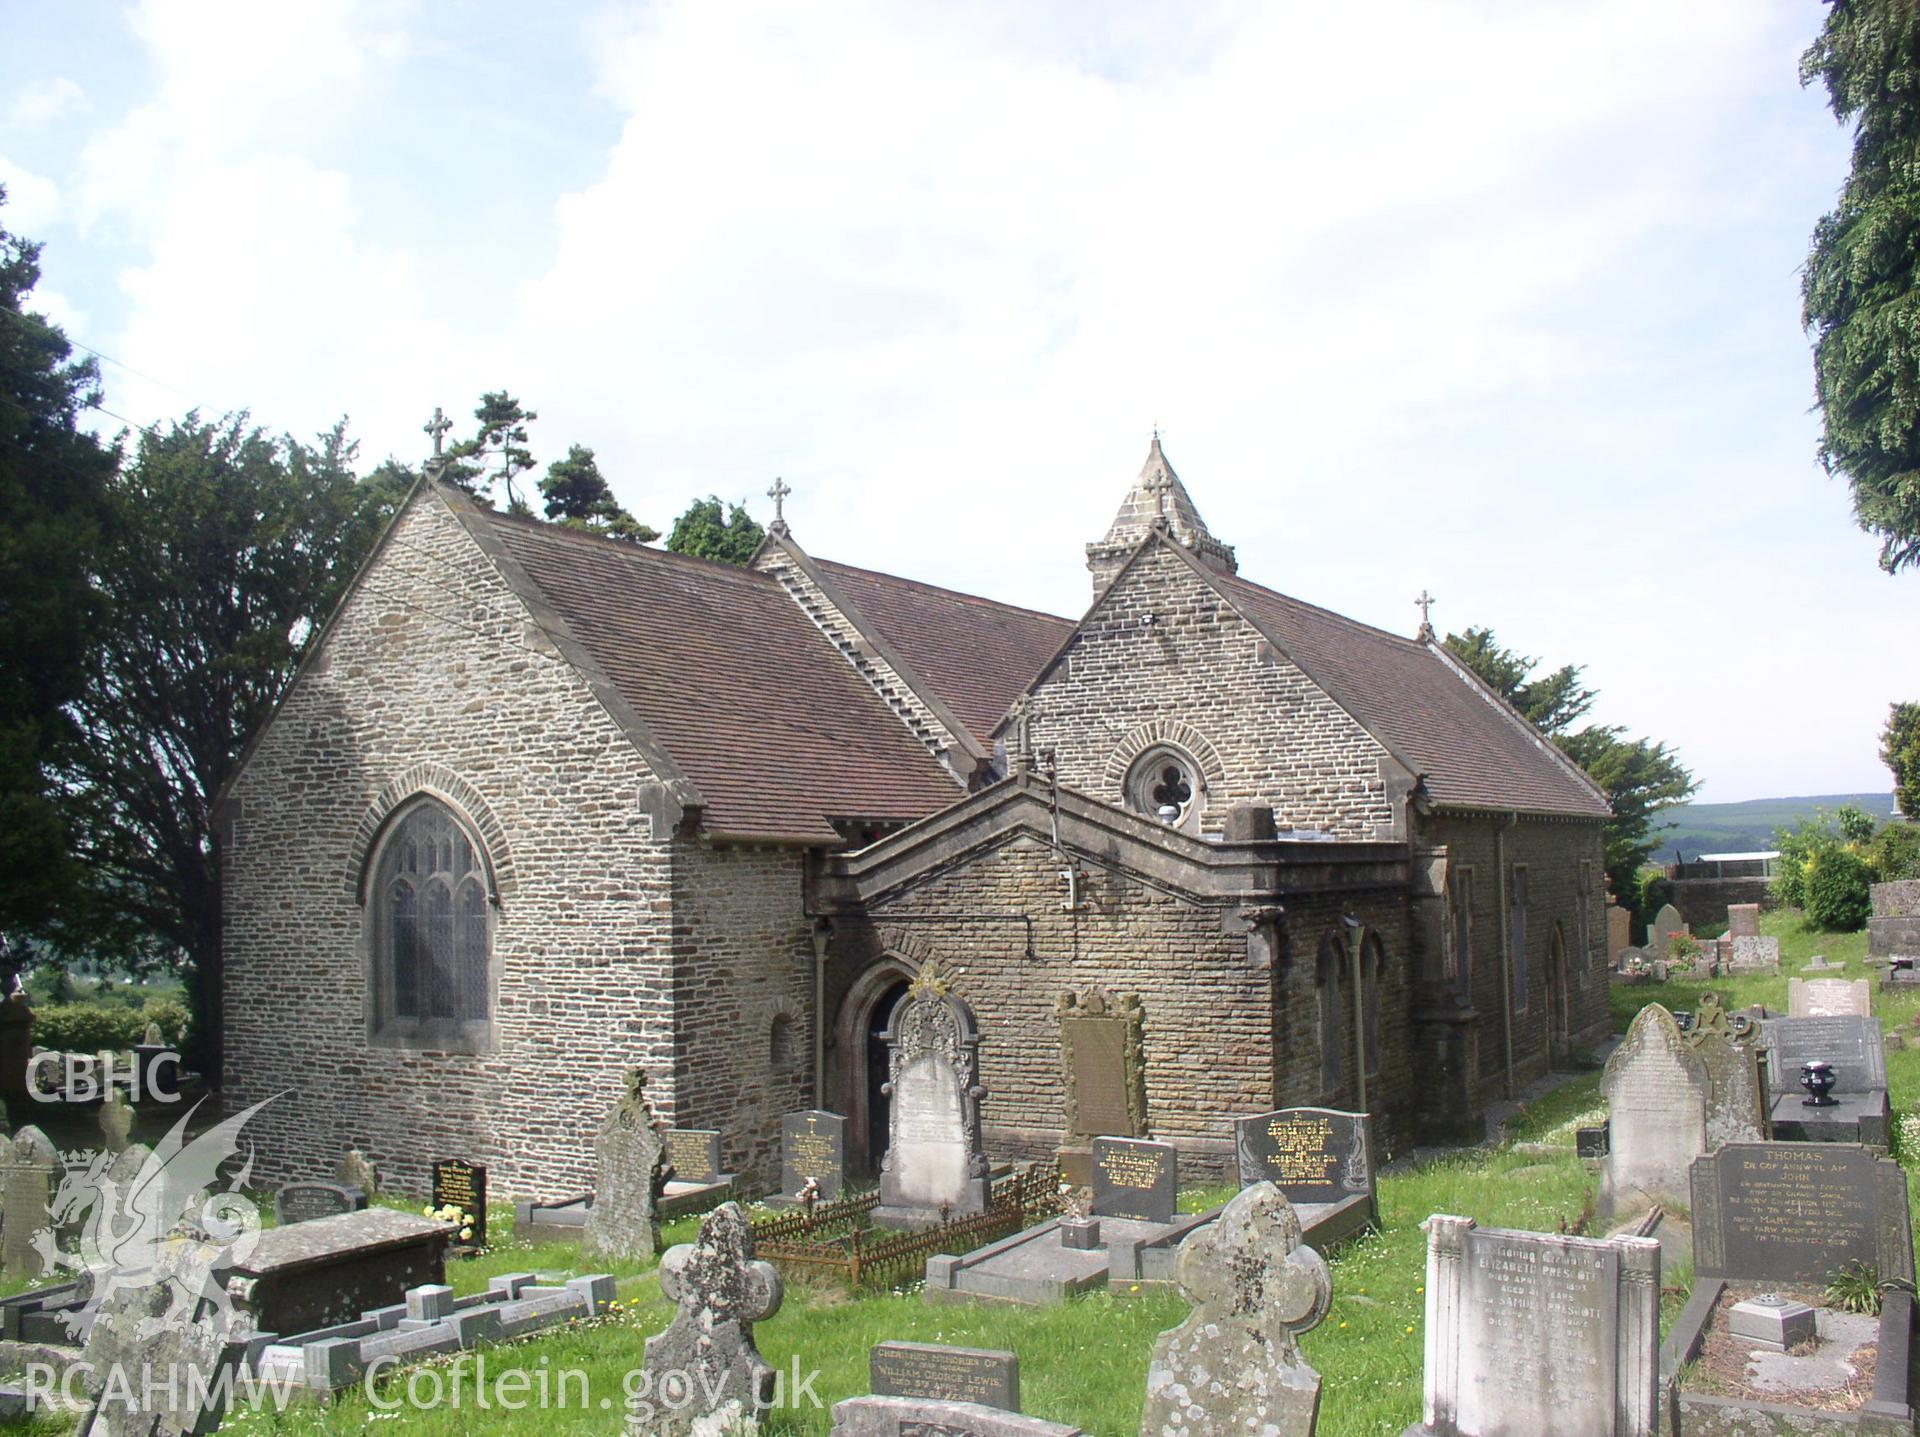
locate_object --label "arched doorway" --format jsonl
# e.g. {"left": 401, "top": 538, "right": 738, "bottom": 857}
{"left": 1546, "top": 923, "right": 1570, "bottom": 1064}
{"left": 831, "top": 958, "right": 915, "bottom": 1177}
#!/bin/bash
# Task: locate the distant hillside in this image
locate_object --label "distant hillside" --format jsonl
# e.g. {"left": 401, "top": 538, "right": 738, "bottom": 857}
{"left": 1650, "top": 793, "right": 1898, "bottom": 863}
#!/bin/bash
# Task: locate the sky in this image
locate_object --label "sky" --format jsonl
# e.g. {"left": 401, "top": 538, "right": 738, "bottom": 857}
{"left": 3, "top": 0, "right": 1915, "bottom": 806}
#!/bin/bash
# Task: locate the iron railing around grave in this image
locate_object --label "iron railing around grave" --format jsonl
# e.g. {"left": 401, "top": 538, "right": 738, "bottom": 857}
{"left": 753, "top": 1161, "right": 1062, "bottom": 1292}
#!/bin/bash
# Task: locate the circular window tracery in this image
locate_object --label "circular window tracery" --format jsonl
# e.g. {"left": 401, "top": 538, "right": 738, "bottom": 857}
{"left": 1124, "top": 746, "right": 1203, "bottom": 830}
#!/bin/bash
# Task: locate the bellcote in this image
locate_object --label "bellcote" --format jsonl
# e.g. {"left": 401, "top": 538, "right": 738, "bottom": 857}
{"left": 1085, "top": 436, "right": 1237, "bottom": 596}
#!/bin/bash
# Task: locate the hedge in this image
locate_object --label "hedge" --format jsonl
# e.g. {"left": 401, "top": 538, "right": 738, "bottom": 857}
{"left": 33, "top": 999, "right": 190, "bottom": 1054}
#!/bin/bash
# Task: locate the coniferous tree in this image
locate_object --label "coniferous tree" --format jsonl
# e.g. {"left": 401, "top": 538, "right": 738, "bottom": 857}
{"left": 1883, "top": 701, "right": 1920, "bottom": 819}
{"left": 538, "top": 444, "right": 658, "bottom": 543}
{"left": 441, "top": 391, "right": 538, "bottom": 513}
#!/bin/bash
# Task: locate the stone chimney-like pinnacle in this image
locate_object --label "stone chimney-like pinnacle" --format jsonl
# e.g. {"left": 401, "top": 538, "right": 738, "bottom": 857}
{"left": 1085, "top": 435, "right": 1237, "bottom": 597}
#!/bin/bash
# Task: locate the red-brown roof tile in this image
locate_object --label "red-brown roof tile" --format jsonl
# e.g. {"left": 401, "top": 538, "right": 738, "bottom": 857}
{"left": 484, "top": 514, "right": 961, "bottom": 842}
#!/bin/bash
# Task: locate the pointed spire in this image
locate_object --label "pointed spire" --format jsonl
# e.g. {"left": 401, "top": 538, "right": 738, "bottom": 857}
{"left": 1086, "top": 433, "right": 1237, "bottom": 595}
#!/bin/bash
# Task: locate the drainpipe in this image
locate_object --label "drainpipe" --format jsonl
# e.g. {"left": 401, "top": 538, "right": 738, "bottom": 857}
{"left": 1343, "top": 914, "right": 1368, "bottom": 1117}
{"left": 810, "top": 920, "right": 832, "bottom": 1105}
{"left": 1496, "top": 817, "right": 1516, "bottom": 1099}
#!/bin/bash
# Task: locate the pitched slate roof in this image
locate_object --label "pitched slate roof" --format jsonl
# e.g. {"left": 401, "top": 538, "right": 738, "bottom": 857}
{"left": 483, "top": 512, "right": 961, "bottom": 842}
{"left": 813, "top": 558, "right": 1076, "bottom": 748}
{"left": 1203, "top": 561, "right": 1611, "bottom": 819}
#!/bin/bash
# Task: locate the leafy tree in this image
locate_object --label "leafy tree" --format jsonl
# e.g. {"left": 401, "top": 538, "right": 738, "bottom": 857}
{"left": 1883, "top": 702, "right": 1920, "bottom": 818}
{"left": 539, "top": 444, "right": 658, "bottom": 544}
{"left": 0, "top": 190, "right": 118, "bottom": 953}
{"left": 1807, "top": 845, "right": 1874, "bottom": 931}
{"left": 1801, "top": 3, "right": 1920, "bottom": 570}
{"left": 666, "top": 495, "right": 765, "bottom": 565}
{"left": 51, "top": 414, "right": 403, "bottom": 1080}
{"left": 1443, "top": 628, "right": 1697, "bottom": 910}
{"left": 441, "top": 391, "right": 538, "bottom": 513}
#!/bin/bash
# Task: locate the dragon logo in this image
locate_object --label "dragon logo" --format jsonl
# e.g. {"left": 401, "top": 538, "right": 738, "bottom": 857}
{"left": 38, "top": 1095, "right": 282, "bottom": 1341}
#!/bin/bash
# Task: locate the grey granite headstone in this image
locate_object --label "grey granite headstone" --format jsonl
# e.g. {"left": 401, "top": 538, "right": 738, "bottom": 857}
{"left": 1787, "top": 977, "right": 1872, "bottom": 1018}
{"left": 1689, "top": 1141, "right": 1914, "bottom": 1286}
{"left": 1091, "top": 1136, "right": 1177, "bottom": 1224}
{"left": 1234, "top": 1107, "right": 1372, "bottom": 1204}
{"left": 830, "top": 1397, "right": 1082, "bottom": 1437}
{"left": 585, "top": 1069, "right": 668, "bottom": 1263}
{"left": 97, "top": 1091, "right": 134, "bottom": 1155}
{"left": 0, "top": 1126, "right": 57, "bottom": 1279}
{"left": 1403, "top": 1217, "right": 1661, "bottom": 1437}
{"left": 1762, "top": 1015, "right": 1887, "bottom": 1096}
{"left": 871, "top": 1341, "right": 1019, "bottom": 1411}
{"left": 1142, "top": 1181, "right": 1330, "bottom": 1437}
{"left": 627, "top": 1202, "right": 782, "bottom": 1436}
{"left": 780, "top": 1111, "right": 846, "bottom": 1202}
{"left": 876, "top": 961, "right": 989, "bottom": 1223}
{"left": 664, "top": 1128, "right": 723, "bottom": 1186}
{"left": 1599, "top": 1005, "right": 1707, "bottom": 1216}
{"left": 274, "top": 1180, "right": 366, "bottom": 1226}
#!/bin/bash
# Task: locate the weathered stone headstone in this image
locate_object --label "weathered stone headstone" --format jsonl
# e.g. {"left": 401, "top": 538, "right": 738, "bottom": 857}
{"left": 1403, "top": 1217, "right": 1661, "bottom": 1437}
{"left": 1684, "top": 995, "right": 1769, "bottom": 1149}
{"left": 1056, "top": 987, "right": 1147, "bottom": 1183}
{"left": 430, "top": 1159, "right": 487, "bottom": 1249}
{"left": 1690, "top": 1141, "right": 1914, "bottom": 1286}
{"left": 1606, "top": 904, "right": 1631, "bottom": 967}
{"left": 830, "top": 1397, "right": 1081, "bottom": 1437}
{"left": 1142, "top": 1181, "right": 1331, "bottom": 1437}
{"left": 141, "top": 1021, "right": 162, "bottom": 1048}
{"left": 871, "top": 1342, "right": 1019, "bottom": 1411}
{"left": 1599, "top": 1005, "right": 1707, "bottom": 1216}
{"left": 1787, "top": 976, "right": 1872, "bottom": 1018}
{"left": 1726, "top": 903, "right": 1761, "bottom": 939}
{"left": 876, "top": 961, "right": 989, "bottom": 1223}
{"left": 336, "top": 1148, "right": 378, "bottom": 1199}
{"left": 779, "top": 1110, "right": 846, "bottom": 1203}
{"left": 1870, "top": 880, "right": 1920, "bottom": 963}
{"left": 1728, "top": 935, "right": 1781, "bottom": 972}
{"left": 628, "top": 1202, "right": 782, "bottom": 1436}
{"left": 664, "top": 1128, "right": 723, "bottom": 1186}
{"left": 97, "top": 1090, "right": 134, "bottom": 1154}
{"left": 585, "top": 1069, "right": 668, "bottom": 1262}
{"left": 1649, "top": 903, "right": 1686, "bottom": 953}
{"left": 1091, "top": 1136, "right": 1177, "bottom": 1224}
{"left": 1234, "top": 1107, "right": 1372, "bottom": 1205}
{"left": 0, "top": 1126, "right": 57, "bottom": 1278}
{"left": 273, "top": 1180, "right": 366, "bottom": 1226}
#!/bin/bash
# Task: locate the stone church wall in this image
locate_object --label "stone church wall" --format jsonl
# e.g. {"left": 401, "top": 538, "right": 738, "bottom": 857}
{"left": 1025, "top": 544, "right": 1397, "bottom": 840}
{"left": 669, "top": 842, "right": 817, "bottom": 1191}
{"left": 1418, "top": 812, "right": 1611, "bottom": 1098}
{"left": 828, "top": 833, "right": 1414, "bottom": 1179}
{"left": 221, "top": 491, "right": 677, "bottom": 1199}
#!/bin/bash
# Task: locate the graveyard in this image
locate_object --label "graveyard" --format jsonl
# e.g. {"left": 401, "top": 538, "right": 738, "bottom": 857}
{"left": 0, "top": 905, "right": 1908, "bottom": 1434}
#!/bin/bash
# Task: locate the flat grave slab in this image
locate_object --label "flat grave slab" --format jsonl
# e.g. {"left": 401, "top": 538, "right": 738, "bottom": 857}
{"left": 227, "top": 1208, "right": 453, "bottom": 1338}
{"left": 829, "top": 1395, "right": 1081, "bottom": 1437}
{"left": 870, "top": 1341, "right": 1018, "bottom": 1411}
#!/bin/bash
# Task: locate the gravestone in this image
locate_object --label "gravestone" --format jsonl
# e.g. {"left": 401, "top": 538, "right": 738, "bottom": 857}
{"left": 875, "top": 961, "right": 989, "bottom": 1224}
{"left": 1684, "top": 995, "right": 1768, "bottom": 1149}
{"left": 1870, "top": 880, "right": 1920, "bottom": 964}
{"left": 779, "top": 1110, "right": 847, "bottom": 1203}
{"left": 1055, "top": 987, "right": 1147, "bottom": 1184}
{"left": 585, "top": 1069, "right": 669, "bottom": 1262}
{"left": 1762, "top": 1015, "right": 1887, "bottom": 1095}
{"left": 274, "top": 1180, "right": 366, "bottom": 1226}
{"left": 1690, "top": 1141, "right": 1914, "bottom": 1286}
{"left": 1090, "top": 1136, "right": 1177, "bottom": 1224}
{"left": 1142, "top": 1181, "right": 1331, "bottom": 1437}
{"left": 1234, "top": 1107, "right": 1372, "bottom": 1205}
{"left": 1649, "top": 903, "right": 1686, "bottom": 953}
{"left": 871, "top": 1341, "right": 1019, "bottom": 1411}
{"left": 224, "top": 1206, "right": 452, "bottom": 1340}
{"left": 0, "top": 1126, "right": 57, "bottom": 1278}
{"left": 77, "top": 1232, "right": 242, "bottom": 1437}
{"left": 336, "top": 1148, "right": 378, "bottom": 1199}
{"left": 1787, "top": 976, "right": 1872, "bottom": 1018}
{"left": 430, "top": 1159, "right": 487, "bottom": 1248}
{"left": 1728, "top": 935, "right": 1781, "bottom": 972}
{"left": 1599, "top": 1004, "right": 1707, "bottom": 1216}
{"left": 830, "top": 1397, "right": 1081, "bottom": 1437}
{"left": 1726, "top": 904, "right": 1761, "bottom": 939}
{"left": 97, "top": 1090, "right": 134, "bottom": 1154}
{"left": 1403, "top": 1217, "right": 1661, "bottom": 1437}
{"left": 628, "top": 1202, "right": 781, "bottom": 1437}
{"left": 665, "top": 1128, "right": 723, "bottom": 1186}
{"left": 1606, "top": 905, "right": 1631, "bottom": 966}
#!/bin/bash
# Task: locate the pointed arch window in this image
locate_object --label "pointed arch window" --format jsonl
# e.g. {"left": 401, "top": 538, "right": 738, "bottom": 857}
{"left": 1316, "top": 935, "right": 1346, "bottom": 1099}
{"left": 368, "top": 798, "right": 496, "bottom": 1050}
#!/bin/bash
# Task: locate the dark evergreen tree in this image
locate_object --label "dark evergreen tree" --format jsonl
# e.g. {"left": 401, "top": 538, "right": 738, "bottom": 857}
{"left": 665, "top": 495, "right": 765, "bottom": 565}
{"left": 538, "top": 444, "right": 658, "bottom": 543}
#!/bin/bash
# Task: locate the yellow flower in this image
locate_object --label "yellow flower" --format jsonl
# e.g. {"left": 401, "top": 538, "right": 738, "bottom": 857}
{"left": 1339, "top": 1321, "right": 1348, "bottom": 1329}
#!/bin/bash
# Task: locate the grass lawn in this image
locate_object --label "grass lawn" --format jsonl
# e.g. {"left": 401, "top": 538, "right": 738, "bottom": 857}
{"left": 21, "top": 906, "right": 1920, "bottom": 1436}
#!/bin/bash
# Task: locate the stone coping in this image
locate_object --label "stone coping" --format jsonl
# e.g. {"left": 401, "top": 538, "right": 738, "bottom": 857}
{"left": 1660, "top": 1279, "right": 1914, "bottom": 1436}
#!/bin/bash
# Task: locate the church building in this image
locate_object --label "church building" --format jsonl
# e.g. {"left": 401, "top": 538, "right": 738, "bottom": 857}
{"left": 218, "top": 438, "right": 1612, "bottom": 1196}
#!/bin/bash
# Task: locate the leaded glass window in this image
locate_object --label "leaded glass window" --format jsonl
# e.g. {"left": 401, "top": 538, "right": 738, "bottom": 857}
{"left": 370, "top": 799, "right": 493, "bottom": 1044}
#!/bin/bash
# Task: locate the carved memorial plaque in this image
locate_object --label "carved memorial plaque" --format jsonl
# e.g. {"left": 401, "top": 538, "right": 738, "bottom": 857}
{"left": 1689, "top": 1141, "right": 1914, "bottom": 1286}
{"left": 1057, "top": 989, "right": 1146, "bottom": 1141}
{"left": 870, "top": 1342, "right": 1019, "bottom": 1411}
{"left": 431, "top": 1159, "right": 487, "bottom": 1249}
{"left": 877, "top": 962, "right": 989, "bottom": 1221}
{"left": 780, "top": 1111, "right": 846, "bottom": 1202}
{"left": 1234, "top": 1107, "right": 1373, "bottom": 1205}
{"left": 1762, "top": 1016, "right": 1886, "bottom": 1095}
{"left": 665, "top": 1128, "right": 723, "bottom": 1186}
{"left": 1091, "top": 1136, "right": 1177, "bottom": 1224}
{"left": 274, "top": 1180, "right": 366, "bottom": 1225}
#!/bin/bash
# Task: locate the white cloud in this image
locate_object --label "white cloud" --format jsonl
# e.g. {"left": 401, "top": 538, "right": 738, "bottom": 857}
{"left": 6, "top": 77, "right": 88, "bottom": 131}
{"left": 0, "top": 156, "right": 61, "bottom": 231}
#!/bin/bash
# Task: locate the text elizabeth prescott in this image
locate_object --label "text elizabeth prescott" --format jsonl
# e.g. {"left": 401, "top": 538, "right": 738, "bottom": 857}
{"left": 23, "top": 1356, "right": 827, "bottom": 1415}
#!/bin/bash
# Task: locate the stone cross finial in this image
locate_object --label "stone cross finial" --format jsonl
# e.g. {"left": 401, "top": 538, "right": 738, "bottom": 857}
{"left": 1144, "top": 466, "right": 1174, "bottom": 524}
{"left": 768, "top": 476, "right": 791, "bottom": 532}
{"left": 630, "top": 1202, "right": 782, "bottom": 1436}
{"left": 1142, "top": 1181, "right": 1331, "bottom": 1437}
{"left": 424, "top": 407, "right": 452, "bottom": 456}
{"left": 1009, "top": 694, "right": 1037, "bottom": 776}
{"left": 1415, "top": 589, "right": 1436, "bottom": 643}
